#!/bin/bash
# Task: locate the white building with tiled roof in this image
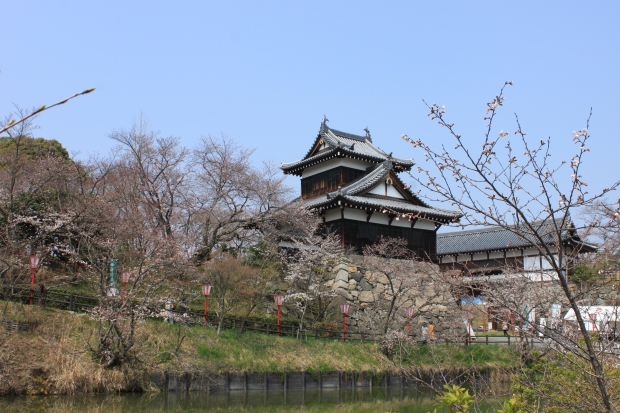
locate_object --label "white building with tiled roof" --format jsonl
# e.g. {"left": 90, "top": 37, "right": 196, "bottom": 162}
{"left": 437, "top": 218, "right": 596, "bottom": 280}
{"left": 281, "top": 117, "right": 461, "bottom": 258}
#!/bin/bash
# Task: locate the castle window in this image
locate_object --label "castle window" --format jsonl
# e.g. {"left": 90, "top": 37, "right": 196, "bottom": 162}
{"left": 301, "top": 167, "right": 365, "bottom": 198}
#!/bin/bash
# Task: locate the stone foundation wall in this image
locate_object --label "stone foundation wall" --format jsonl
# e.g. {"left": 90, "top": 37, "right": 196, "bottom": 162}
{"left": 321, "top": 257, "right": 466, "bottom": 340}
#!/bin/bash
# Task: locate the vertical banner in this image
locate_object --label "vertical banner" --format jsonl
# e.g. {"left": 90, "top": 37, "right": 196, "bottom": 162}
{"left": 528, "top": 308, "right": 536, "bottom": 329}
{"left": 522, "top": 305, "right": 534, "bottom": 329}
{"left": 551, "top": 304, "right": 561, "bottom": 329}
{"left": 588, "top": 313, "right": 598, "bottom": 332}
{"left": 539, "top": 317, "right": 546, "bottom": 337}
{"left": 107, "top": 259, "right": 118, "bottom": 297}
{"left": 602, "top": 312, "right": 610, "bottom": 334}
{"left": 521, "top": 305, "right": 528, "bottom": 330}
{"left": 522, "top": 305, "right": 536, "bottom": 330}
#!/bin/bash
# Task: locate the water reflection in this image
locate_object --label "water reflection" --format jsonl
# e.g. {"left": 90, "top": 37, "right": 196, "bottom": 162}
{"left": 0, "top": 387, "right": 441, "bottom": 412}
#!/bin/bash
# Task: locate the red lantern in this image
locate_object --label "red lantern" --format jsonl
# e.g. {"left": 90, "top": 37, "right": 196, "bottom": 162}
{"left": 121, "top": 272, "right": 130, "bottom": 303}
{"left": 202, "top": 284, "right": 212, "bottom": 327}
{"left": 273, "top": 294, "right": 284, "bottom": 307}
{"left": 28, "top": 251, "right": 42, "bottom": 305}
{"left": 340, "top": 303, "right": 350, "bottom": 342}
{"left": 404, "top": 307, "right": 414, "bottom": 336}
{"left": 29, "top": 255, "right": 41, "bottom": 270}
{"left": 274, "top": 295, "right": 285, "bottom": 336}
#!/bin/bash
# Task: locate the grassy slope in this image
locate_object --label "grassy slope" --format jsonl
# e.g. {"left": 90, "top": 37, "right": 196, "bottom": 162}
{"left": 0, "top": 302, "right": 518, "bottom": 395}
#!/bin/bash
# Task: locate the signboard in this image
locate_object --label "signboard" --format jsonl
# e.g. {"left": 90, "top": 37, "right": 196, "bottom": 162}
{"left": 107, "top": 259, "right": 118, "bottom": 297}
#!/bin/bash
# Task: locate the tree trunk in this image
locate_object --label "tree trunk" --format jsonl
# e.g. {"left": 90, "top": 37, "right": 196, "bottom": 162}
{"left": 383, "top": 287, "right": 398, "bottom": 335}
{"left": 237, "top": 303, "right": 257, "bottom": 337}
{"left": 559, "top": 272, "right": 613, "bottom": 412}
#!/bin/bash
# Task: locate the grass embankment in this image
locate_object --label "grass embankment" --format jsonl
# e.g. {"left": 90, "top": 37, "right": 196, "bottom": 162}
{"left": 0, "top": 393, "right": 445, "bottom": 413}
{"left": 0, "top": 393, "right": 444, "bottom": 413}
{"left": 0, "top": 301, "right": 518, "bottom": 395}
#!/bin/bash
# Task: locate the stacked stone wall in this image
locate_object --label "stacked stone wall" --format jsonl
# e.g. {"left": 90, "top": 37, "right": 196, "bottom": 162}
{"left": 321, "top": 257, "right": 466, "bottom": 340}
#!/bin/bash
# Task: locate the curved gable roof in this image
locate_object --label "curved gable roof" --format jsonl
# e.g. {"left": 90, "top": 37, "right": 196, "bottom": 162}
{"left": 281, "top": 120, "right": 414, "bottom": 175}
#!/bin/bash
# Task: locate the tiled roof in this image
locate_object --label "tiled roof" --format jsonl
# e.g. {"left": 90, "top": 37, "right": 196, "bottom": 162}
{"left": 338, "top": 162, "right": 392, "bottom": 194}
{"left": 436, "top": 218, "right": 596, "bottom": 255}
{"left": 281, "top": 121, "right": 413, "bottom": 173}
{"left": 323, "top": 128, "right": 414, "bottom": 167}
{"left": 304, "top": 193, "right": 459, "bottom": 219}
{"left": 298, "top": 159, "right": 461, "bottom": 221}
{"left": 344, "top": 196, "right": 459, "bottom": 218}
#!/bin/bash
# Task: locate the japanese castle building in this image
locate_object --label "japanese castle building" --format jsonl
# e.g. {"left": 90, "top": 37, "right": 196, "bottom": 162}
{"left": 281, "top": 118, "right": 461, "bottom": 259}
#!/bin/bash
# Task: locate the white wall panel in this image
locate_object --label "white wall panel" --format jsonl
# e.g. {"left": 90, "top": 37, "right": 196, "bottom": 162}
{"left": 368, "top": 185, "right": 385, "bottom": 196}
{"left": 391, "top": 217, "right": 411, "bottom": 228}
{"left": 414, "top": 219, "right": 435, "bottom": 230}
{"left": 342, "top": 208, "right": 367, "bottom": 221}
{"left": 386, "top": 185, "right": 404, "bottom": 199}
{"left": 324, "top": 208, "right": 341, "bottom": 222}
{"left": 368, "top": 213, "right": 390, "bottom": 225}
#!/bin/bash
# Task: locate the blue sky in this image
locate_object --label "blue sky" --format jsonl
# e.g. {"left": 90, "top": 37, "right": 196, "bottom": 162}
{"left": 3, "top": 1, "right": 619, "bottom": 202}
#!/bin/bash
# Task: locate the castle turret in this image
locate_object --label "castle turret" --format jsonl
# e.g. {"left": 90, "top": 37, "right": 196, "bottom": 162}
{"left": 281, "top": 118, "right": 461, "bottom": 258}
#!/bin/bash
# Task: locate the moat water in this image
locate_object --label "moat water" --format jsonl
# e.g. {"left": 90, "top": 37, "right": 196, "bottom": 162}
{"left": 0, "top": 386, "right": 501, "bottom": 412}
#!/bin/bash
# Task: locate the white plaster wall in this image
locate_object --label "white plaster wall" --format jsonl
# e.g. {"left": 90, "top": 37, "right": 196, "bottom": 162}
{"left": 541, "top": 255, "right": 559, "bottom": 269}
{"left": 442, "top": 256, "right": 456, "bottom": 263}
{"left": 523, "top": 255, "right": 560, "bottom": 271}
{"left": 523, "top": 246, "right": 557, "bottom": 255}
{"left": 386, "top": 185, "right": 404, "bottom": 199}
{"left": 368, "top": 213, "right": 391, "bottom": 225}
{"left": 368, "top": 185, "right": 385, "bottom": 196}
{"left": 366, "top": 182, "right": 405, "bottom": 199}
{"left": 301, "top": 158, "right": 372, "bottom": 177}
{"left": 324, "top": 208, "right": 341, "bottom": 222}
{"left": 473, "top": 253, "right": 487, "bottom": 261}
{"left": 414, "top": 219, "right": 435, "bottom": 231}
{"left": 342, "top": 208, "right": 367, "bottom": 221}
{"left": 506, "top": 250, "right": 521, "bottom": 258}
{"left": 391, "top": 217, "right": 412, "bottom": 228}
{"left": 340, "top": 208, "right": 428, "bottom": 229}
{"left": 524, "top": 256, "right": 540, "bottom": 271}
{"left": 489, "top": 251, "right": 504, "bottom": 259}
{"left": 324, "top": 207, "right": 436, "bottom": 232}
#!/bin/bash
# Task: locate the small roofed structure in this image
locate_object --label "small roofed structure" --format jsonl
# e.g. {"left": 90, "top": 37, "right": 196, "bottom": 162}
{"left": 564, "top": 306, "right": 620, "bottom": 332}
{"left": 436, "top": 218, "right": 596, "bottom": 280}
{"left": 281, "top": 117, "right": 461, "bottom": 258}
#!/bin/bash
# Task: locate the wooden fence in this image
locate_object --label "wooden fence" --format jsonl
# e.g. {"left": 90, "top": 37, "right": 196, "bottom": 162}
{"left": 1, "top": 286, "right": 537, "bottom": 346}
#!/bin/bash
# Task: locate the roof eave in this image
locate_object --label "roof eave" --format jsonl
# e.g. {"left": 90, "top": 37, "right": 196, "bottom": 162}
{"left": 281, "top": 148, "right": 412, "bottom": 175}
{"left": 308, "top": 196, "right": 458, "bottom": 224}
{"left": 437, "top": 238, "right": 598, "bottom": 257}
